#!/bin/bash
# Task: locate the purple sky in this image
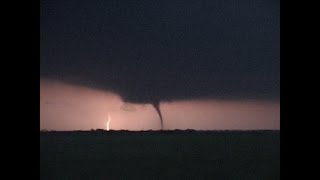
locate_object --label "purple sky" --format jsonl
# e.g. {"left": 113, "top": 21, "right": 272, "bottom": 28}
{"left": 40, "top": 79, "right": 279, "bottom": 131}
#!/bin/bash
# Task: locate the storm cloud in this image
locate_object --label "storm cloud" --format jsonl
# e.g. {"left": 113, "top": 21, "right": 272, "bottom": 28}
{"left": 41, "top": 0, "right": 279, "bottom": 106}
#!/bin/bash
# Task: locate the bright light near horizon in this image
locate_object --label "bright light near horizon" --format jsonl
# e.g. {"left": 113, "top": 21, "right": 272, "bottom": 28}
{"left": 105, "top": 113, "right": 111, "bottom": 131}
{"left": 40, "top": 79, "right": 280, "bottom": 131}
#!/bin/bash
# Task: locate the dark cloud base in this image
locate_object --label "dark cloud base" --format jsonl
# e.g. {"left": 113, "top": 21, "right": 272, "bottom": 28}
{"left": 41, "top": 0, "right": 279, "bottom": 105}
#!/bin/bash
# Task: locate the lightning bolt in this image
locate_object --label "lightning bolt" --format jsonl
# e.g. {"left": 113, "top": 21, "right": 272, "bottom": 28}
{"left": 105, "top": 113, "right": 111, "bottom": 131}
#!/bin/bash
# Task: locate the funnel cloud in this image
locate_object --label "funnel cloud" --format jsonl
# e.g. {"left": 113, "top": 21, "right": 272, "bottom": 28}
{"left": 152, "top": 101, "right": 163, "bottom": 129}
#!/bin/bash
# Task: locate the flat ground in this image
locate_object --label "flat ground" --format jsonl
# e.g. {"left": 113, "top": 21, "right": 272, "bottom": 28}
{"left": 40, "top": 130, "right": 279, "bottom": 180}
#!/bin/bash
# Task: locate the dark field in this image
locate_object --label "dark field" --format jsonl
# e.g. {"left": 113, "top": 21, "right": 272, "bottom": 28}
{"left": 40, "top": 130, "right": 279, "bottom": 180}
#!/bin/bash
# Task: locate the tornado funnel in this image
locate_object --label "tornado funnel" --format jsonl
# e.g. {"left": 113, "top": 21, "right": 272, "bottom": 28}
{"left": 152, "top": 102, "right": 163, "bottom": 129}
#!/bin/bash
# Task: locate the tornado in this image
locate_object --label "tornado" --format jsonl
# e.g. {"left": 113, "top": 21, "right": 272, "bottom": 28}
{"left": 152, "top": 101, "right": 163, "bottom": 130}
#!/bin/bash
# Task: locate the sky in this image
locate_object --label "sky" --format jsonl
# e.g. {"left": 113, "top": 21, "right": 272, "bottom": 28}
{"left": 40, "top": 0, "right": 279, "bottom": 130}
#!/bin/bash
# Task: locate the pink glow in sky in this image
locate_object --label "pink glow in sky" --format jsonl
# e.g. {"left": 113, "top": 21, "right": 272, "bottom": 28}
{"left": 40, "top": 79, "right": 280, "bottom": 131}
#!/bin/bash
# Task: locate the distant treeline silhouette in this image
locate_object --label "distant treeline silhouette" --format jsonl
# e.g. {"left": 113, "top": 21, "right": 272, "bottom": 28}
{"left": 40, "top": 129, "right": 279, "bottom": 136}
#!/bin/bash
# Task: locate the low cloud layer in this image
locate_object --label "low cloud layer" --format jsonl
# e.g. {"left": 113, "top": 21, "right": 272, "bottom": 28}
{"left": 41, "top": 0, "right": 279, "bottom": 105}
